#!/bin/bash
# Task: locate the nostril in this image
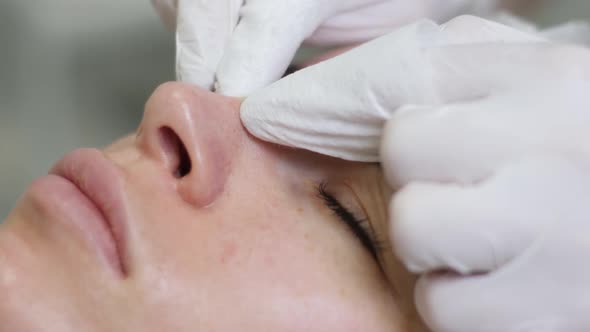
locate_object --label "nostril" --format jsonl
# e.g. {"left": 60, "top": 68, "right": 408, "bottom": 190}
{"left": 158, "top": 126, "right": 192, "bottom": 178}
{"left": 176, "top": 148, "right": 192, "bottom": 178}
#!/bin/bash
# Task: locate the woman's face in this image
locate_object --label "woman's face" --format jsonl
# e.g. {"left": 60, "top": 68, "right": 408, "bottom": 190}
{"left": 1, "top": 83, "right": 422, "bottom": 331}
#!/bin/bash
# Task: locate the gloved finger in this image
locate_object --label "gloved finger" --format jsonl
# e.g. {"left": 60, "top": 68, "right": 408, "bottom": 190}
{"left": 176, "top": 0, "right": 243, "bottom": 90}
{"left": 381, "top": 101, "right": 520, "bottom": 187}
{"left": 214, "top": 0, "right": 329, "bottom": 96}
{"left": 380, "top": 68, "right": 590, "bottom": 186}
{"left": 416, "top": 234, "right": 590, "bottom": 332}
{"left": 152, "top": 0, "right": 178, "bottom": 31}
{"left": 390, "top": 154, "right": 584, "bottom": 274}
{"left": 411, "top": 160, "right": 590, "bottom": 332}
{"left": 415, "top": 247, "right": 590, "bottom": 332}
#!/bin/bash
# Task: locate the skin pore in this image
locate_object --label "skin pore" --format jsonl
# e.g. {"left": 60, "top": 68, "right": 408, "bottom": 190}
{"left": 0, "top": 83, "right": 426, "bottom": 331}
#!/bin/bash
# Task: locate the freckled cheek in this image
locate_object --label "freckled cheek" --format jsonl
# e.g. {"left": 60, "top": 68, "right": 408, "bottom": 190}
{"left": 206, "top": 218, "right": 314, "bottom": 281}
{"left": 219, "top": 241, "right": 238, "bottom": 265}
{"left": 258, "top": 282, "right": 397, "bottom": 332}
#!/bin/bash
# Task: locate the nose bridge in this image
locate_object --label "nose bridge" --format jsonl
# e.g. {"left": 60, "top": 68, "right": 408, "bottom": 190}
{"left": 138, "top": 82, "right": 244, "bottom": 207}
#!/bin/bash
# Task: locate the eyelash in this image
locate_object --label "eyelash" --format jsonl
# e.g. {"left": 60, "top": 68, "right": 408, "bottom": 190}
{"left": 317, "top": 182, "right": 380, "bottom": 259}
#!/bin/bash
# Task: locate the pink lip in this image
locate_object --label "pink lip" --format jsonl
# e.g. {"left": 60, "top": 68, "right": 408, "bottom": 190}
{"left": 45, "top": 148, "right": 129, "bottom": 277}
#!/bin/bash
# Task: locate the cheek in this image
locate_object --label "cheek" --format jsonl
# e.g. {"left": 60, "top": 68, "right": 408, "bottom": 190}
{"left": 212, "top": 236, "right": 402, "bottom": 332}
{"left": 131, "top": 209, "right": 400, "bottom": 331}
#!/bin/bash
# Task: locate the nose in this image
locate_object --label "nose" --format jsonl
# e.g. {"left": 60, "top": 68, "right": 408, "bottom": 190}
{"left": 137, "top": 82, "right": 244, "bottom": 207}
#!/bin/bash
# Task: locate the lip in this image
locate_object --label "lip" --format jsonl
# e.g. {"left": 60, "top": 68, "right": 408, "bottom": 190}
{"left": 44, "top": 148, "right": 129, "bottom": 277}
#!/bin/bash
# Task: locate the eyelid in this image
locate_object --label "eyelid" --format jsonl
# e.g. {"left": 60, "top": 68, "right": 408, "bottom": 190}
{"left": 321, "top": 181, "right": 368, "bottom": 224}
{"left": 317, "top": 181, "right": 381, "bottom": 258}
{"left": 339, "top": 182, "right": 371, "bottom": 221}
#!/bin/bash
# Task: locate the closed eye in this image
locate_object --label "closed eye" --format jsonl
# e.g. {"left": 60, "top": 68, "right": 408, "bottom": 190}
{"left": 317, "top": 182, "right": 380, "bottom": 259}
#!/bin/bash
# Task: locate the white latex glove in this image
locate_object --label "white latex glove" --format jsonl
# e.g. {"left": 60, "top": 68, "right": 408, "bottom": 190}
{"left": 240, "top": 16, "right": 590, "bottom": 161}
{"left": 151, "top": 0, "right": 500, "bottom": 95}
{"left": 381, "top": 50, "right": 590, "bottom": 331}
{"left": 240, "top": 16, "right": 544, "bottom": 161}
{"left": 241, "top": 16, "right": 590, "bottom": 331}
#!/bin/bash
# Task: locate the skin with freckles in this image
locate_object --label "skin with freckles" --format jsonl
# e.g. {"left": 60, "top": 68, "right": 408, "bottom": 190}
{"left": 0, "top": 83, "right": 428, "bottom": 331}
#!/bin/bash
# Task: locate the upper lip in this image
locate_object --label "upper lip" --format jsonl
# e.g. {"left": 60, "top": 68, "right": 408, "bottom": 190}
{"left": 49, "top": 148, "right": 129, "bottom": 276}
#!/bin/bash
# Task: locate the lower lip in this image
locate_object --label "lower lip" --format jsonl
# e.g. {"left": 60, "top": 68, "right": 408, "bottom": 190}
{"left": 25, "top": 174, "right": 123, "bottom": 275}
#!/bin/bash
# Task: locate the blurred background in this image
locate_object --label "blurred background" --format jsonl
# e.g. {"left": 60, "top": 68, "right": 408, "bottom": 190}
{"left": 1, "top": 0, "right": 590, "bottom": 218}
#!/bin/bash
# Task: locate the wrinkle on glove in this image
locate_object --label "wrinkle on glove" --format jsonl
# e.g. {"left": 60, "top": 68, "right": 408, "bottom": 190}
{"left": 153, "top": 0, "right": 502, "bottom": 96}
{"left": 242, "top": 21, "right": 439, "bottom": 162}
{"left": 176, "top": 0, "right": 243, "bottom": 90}
{"left": 240, "top": 17, "right": 541, "bottom": 162}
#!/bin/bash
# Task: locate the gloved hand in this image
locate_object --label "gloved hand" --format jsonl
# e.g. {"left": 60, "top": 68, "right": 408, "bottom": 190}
{"left": 241, "top": 16, "right": 590, "bottom": 331}
{"left": 151, "top": 0, "right": 500, "bottom": 95}
{"left": 241, "top": 16, "right": 545, "bottom": 161}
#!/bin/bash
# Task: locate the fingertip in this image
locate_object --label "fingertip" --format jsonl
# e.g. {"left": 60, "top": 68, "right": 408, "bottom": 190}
{"left": 174, "top": 0, "right": 242, "bottom": 91}
{"left": 415, "top": 272, "right": 475, "bottom": 332}
{"left": 389, "top": 183, "right": 437, "bottom": 273}
{"left": 215, "top": 43, "right": 296, "bottom": 96}
{"left": 389, "top": 182, "right": 476, "bottom": 274}
{"left": 389, "top": 179, "right": 506, "bottom": 275}
{"left": 215, "top": 5, "right": 312, "bottom": 96}
{"left": 380, "top": 105, "right": 444, "bottom": 187}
